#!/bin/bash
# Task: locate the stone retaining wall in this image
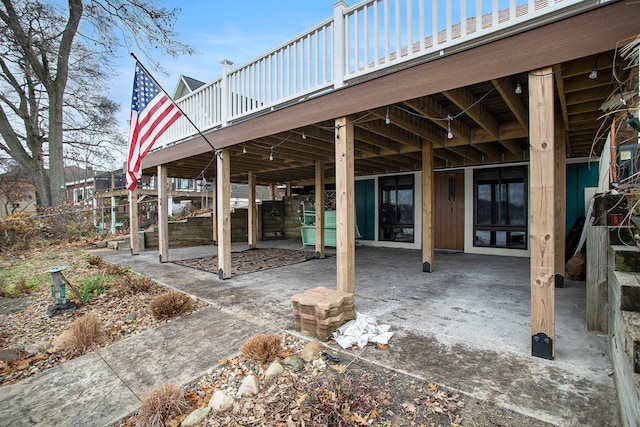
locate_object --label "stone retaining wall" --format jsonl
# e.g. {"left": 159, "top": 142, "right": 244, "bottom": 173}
{"left": 607, "top": 245, "right": 640, "bottom": 427}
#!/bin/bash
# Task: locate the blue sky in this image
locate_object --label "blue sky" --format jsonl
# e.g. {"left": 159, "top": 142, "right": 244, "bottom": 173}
{"left": 111, "top": 1, "right": 338, "bottom": 131}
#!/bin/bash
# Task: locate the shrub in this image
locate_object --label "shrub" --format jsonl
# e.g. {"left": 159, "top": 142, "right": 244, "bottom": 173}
{"left": 87, "top": 255, "right": 103, "bottom": 267}
{"left": 0, "top": 212, "right": 37, "bottom": 251}
{"left": 14, "top": 276, "right": 33, "bottom": 295}
{"left": 124, "top": 276, "right": 156, "bottom": 295}
{"left": 148, "top": 291, "right": 194, "bottom": 319}
{"left": 104, "top": 263, "right": 126, "bottom": 276}
{"left": 307, "top": 376, "right": 374, "bottom": 426}
{"left": 134, "top": 384, "right": 190, "bottom": 427}
{"left": 79, "top": 275, "right": 107, "bottom": 302}
{"left": 240, "top": 333, "right": 282, "bottom": 364}
{"left": 61, "top": 313, "right": 105, "bottom": 355}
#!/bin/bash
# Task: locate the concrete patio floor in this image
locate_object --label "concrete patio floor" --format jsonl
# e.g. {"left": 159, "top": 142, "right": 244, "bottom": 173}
{"left": 96, "top": 239, "right": 618, "bottom": 426}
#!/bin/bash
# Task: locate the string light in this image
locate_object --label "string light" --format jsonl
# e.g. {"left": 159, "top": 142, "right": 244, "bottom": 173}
{"left": 514, "top": 81, "right": 522, "bottom": 94}
{"left": 447, "top": 115, "right": 453, "bottom": 139}
{"left": 385, "top": 107, "right": 390, "bottom": 125}
{"left": 242, "top": 145, "right": 247, "bottom": 153}
{"left": 302, "top": 131, "right": 307, "bottom": 140}
{"left": 269, "top": 146, "right": 274, "bottom": 161}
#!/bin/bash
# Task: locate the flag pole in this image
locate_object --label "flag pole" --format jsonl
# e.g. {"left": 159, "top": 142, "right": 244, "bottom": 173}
{"left": 130, "top": 53, "right": 217, "bottom": 154}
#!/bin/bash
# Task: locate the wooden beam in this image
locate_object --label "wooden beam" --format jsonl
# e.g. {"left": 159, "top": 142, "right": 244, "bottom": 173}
{"left": 443, "top": 87, "right": 500, "bottom": 138}
{"left": 335, "top": 117, "right": 355, "bottom": 294}
{"left": 492, "top": 78, "right": 529, "bottom": 132}
{"left": 403, "top": 98, "right": 472, "bottom": 144}
{"left": 129, "top": 186, "right": 139, "bottom": 255}
{"left": 157, "top": 165, "right": 169, "bottom": 263}
{"left": 211, "top": 178, "right": 217, "bottom": 245}
{"left": 248, "top": 171, "right": 257, "bottom": 248}
{"left": 529, "top": 67, "right": 556, "bottom": 360}
{"left": 422, "top": 140, "right": 434, "bottom": 272}
{"left": 315, "top": 160, "right": 325, "bottom": 259}
{"left": 217, "top": 149, "right": 232, "bottom": 279}
{"left": 555, "top": 114, "right": 567, "bottom": 288}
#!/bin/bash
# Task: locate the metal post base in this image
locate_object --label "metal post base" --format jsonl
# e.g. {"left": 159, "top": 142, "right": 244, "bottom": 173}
{"left": 48, "top": 302, "right": 77, "bottom": 317}
{"left": 532, "top": 332, "right": 554, "bottom": 360}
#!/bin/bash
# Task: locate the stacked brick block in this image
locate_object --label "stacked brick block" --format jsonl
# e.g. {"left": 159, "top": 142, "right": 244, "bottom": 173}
{"left": 291, "top": 287, "right": 355, "bottom": 341}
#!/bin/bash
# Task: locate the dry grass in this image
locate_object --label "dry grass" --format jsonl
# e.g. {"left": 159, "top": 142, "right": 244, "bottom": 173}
{"left": 134, "top": 383, "right": 190, "bottom": 427}
{"left": 122, "top": 276, "right": 156, "bottom": 295}
{"left": 239, "top": 333, "right": 282, "bottom": 364}
{"left": 148, "top": 290, "right": 194, "bottom": 320}
{"left": 87, "top": 255, "right": 103, "bottom": 266}
{"left": 59, "top": 313, "right": 105, "bottom": 355}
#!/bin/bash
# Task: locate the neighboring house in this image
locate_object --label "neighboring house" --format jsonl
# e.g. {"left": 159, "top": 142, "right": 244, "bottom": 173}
{"left": 173, "top": 75, "right": 206, "bottom": 100}
{"left": 0, "top": 170, "right": 37, "bottom": 218}
{"left": 134, "top": 0, "right": 638, "bottom": 364}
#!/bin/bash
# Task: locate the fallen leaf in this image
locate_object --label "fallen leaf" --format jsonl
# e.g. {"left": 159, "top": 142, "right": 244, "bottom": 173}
{"left": 331, "top": 364, "right": 346, "bottom": 373}
{"left": 349, "top": 413, "right": 369, "bottom": 425}
{"left": 402, "top": 402, "right": 417, "bottom": 413}
{"left": 427, "top": 381, "right": 438, "bottom": 392}
{"left": 295, "top": 393, "right": 308, "bottom": 407}
{"left": 376, "top": 343, "right": 390, "bottom": 350}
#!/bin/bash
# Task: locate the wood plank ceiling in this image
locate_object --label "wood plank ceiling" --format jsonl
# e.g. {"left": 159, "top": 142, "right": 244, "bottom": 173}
{"left": 157, "top": 50, "right": 631, "bottom": 186}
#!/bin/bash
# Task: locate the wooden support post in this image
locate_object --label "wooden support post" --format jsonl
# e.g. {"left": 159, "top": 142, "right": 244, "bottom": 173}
{"left": 211, "top": 178, "right": 218, "bottom": 245}
{"left": 315, "top": 160, "right": 325, "bottom": 259}
{"left": 286, "top": 182, "right": 292, "bottom": 197}
{"left": 268, "top": 184, "right": 275, "bottom": 201}
{"left": 422, "top": 140, "right": 435, "bottom": 272}
{"left": 217, "top": 150, "right": 232, "bottom": 279}
{"left": 586, "top": 225, "right": 608, "bottom": 332}
{"left": 157, "top": 165, "right": 169, "bottom": 263}
{"left": 335, "top": 117, "right": 355, "bottom": 294}
{"left": 529, "top": 67, "right": 556, "bottom": 360}
{"left": 554, "top": 114, "right": 567, "bottom": 287}
{"left": 129, "top": 186, "right": 139, "bottom": 255}
{"left": 248, "top": 171, "right": 257, "bottom": 248}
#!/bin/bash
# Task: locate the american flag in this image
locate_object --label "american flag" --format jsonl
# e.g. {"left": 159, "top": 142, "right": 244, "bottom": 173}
{"left": 126, "top": 63, "right": 182, "bottom": 190}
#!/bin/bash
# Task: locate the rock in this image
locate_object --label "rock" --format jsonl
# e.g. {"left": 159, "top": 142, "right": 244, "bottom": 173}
{"left": 264, "top": 362, "right": 284, "bottom": 380}
{"left": 236, "top": 374, "right": 260, "bottom": 398}
{"left": 0, "top": 349, "right": 20, "bottom": 363}
{"left": 312, "top": 358, "right": 327, "bottom": 370}
{"left": 181, "top": 406, "right": 211, "bottom": 427}
{"left": 300, "top": 340, "right": 323, "bottom": 362}
{"left": 209, "top": 390, "right": 234, "bottom": 411}
{"left": 283, "top": 355, "right": 305, "bottom": 372}
{"left": 24, "top": 340, "right": 51, "bottom": 357}
{"left": 52, "top": 331, "right": 70, "bottom": 349}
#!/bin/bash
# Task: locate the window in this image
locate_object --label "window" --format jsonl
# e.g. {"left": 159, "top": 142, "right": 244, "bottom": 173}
{"left": 379, "top": 174, "right": 414, "bottom": 242}
{"left": 474, "top": 167, "right": 527, "bottom": 249}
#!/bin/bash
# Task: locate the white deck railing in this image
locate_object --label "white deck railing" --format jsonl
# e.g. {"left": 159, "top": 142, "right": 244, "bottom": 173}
{"left": 157, "top": 0, "right": 589, "bottom": 148}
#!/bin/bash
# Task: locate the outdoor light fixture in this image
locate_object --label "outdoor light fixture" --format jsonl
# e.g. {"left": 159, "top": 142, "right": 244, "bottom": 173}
{"left": 628, "top": 111, "right": 640, "bottom": 132}
{"left": 242, "top": 145, "right": 247, "bottom": 153}
{"left": 588, "top": 52, "right": 612, "bottom": 80}
{"left": 302, "top": 131, "right": 307, "bottom": 139}
{"left": 447, "top": 116, "right": 453, "bottom": 139}
{"left": 269, "top": 146, "right": 274, "bottom": 161}
{"left": 514, "top": 81, "right": 522, "bottom": 94}
{"left": 385, "top": 107, "right": 390, "bottom": 124}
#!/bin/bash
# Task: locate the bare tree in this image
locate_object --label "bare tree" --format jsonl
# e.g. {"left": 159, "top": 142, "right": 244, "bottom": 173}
{"left": 0, "top": 0, "right": 192, "bottom": 207}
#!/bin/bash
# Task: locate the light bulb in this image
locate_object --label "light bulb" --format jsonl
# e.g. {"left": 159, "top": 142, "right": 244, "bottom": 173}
{"left": 385, "top": 107, "right": 390, "bottom": 125}
{"left": 242, "top": 146, "right": 247, "bottom": 153}
{"left": 514, "top": 82, "right": 522, "bottom": 95}
{"left": 302, "top": 132, "right": 306, "bottom": 140}
{"left": 589, "top": 66, "right": 598, "bottom": 80}
{"left": 448, "top": 130, "right": 453, "bottom": 139}
{"left": 269, "top": 147, "right": 274, "bottom": 161}
{"left": 447, "top": 117, "right": 453, "bottom": 139}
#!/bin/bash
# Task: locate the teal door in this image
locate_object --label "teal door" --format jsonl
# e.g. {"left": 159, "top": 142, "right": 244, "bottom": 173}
{"left": 566, "top": 163, "right": 599, "bottom": 234}
{"left": 355, "top": 179, "right": 375, "bottom": 240}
